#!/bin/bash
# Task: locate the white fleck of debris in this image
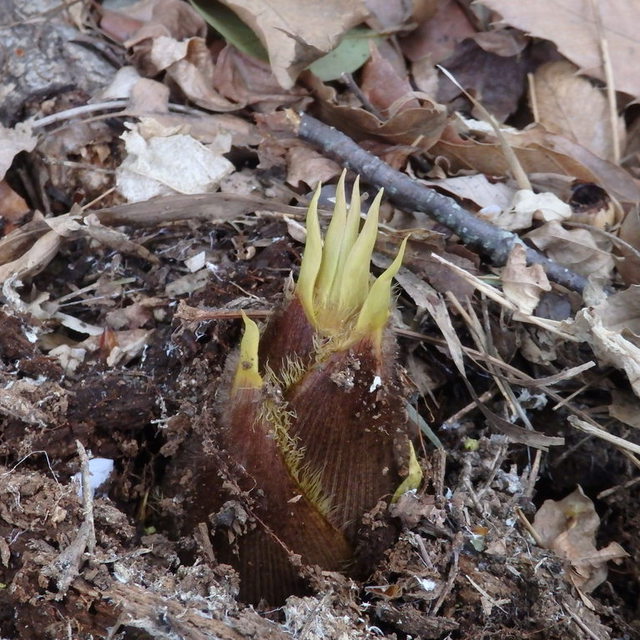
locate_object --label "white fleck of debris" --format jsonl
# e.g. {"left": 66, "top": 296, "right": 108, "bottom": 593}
{"left": 24, "top": 327, "right": 38, "bottom": 343}
{"left": 369, "top": 375, "right": 382, "bottom": 393}
{"left": 505, "top": 517, "right": 516, "bottom": 527}
{"left": 517, "top": 388, "right": 547, "bottom": 410}
{"left": 479, "top": 204, "right": 502, "bottom": 216}
{"left": 415, "top": 577, "right": 437, "bottom": 592}
{"left": 73, "top": 457, "right": 114, "bottom": 498}
{"left": 185, "top": 251, "right": 206, "bottom": 273}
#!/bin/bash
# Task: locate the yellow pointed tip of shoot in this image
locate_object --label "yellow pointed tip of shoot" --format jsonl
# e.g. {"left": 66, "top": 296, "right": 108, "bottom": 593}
{"left": 391, "top": 441, "right": 423, "bottom": 503}
{"left": 296, "top": 184, "right": 322, "bottom": 322}
{"left": 232, "top": 312, "right": 263, "bottom": 392}
{"left": 294, "top": 176, "right": 406, "bottom": 343}
{"left": 355, "top": 235, "right": 408, "bottom": 339}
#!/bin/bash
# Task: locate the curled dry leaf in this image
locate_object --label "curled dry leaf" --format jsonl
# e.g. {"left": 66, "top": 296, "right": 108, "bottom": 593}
{"left": 309, "top": 75, "right": 449, "bottom": 148}
{"left": 285, "top": 146, "right": 341, "bottom": 188}
{"left": 360, "top": 44, "right": 420, "bottom": 117}
{"left": 501, "top": 244, "right": 551, "bottom": 315}
{"left": 218, "top": 0, "right": 369, "bottom": 89}
{"left": 533, "top": 486, "right": 627, "bottom": 593}
{"left": 424, "top": 174, "right": 515, "bottom": 213}
{"left": 532, "top": 61, "right": 624, "bottom": 163}
{"left": 214, "top": 45, "right": 309, "bottom": 110}
{"left": 484, "top": 189, "right": 571, "bottom": 232}
{"left": 571, "top": 287, "right": 640, "bottom": 398}
{"left": 149, "top": 36, "right": 239, "bottom": 111}
{"left": 526, "top": 220, "right": 614, "bottom": 280}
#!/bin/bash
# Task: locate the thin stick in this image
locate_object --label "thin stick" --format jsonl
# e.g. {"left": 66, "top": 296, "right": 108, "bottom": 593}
{"left": 568, "top": 416, "right": 640, "bottom": 456}
{"left": 589, "top": 0, "right": 620, "bottom": 164}
{"left": 528, "top": 72, "right": 540, "bottom": 123}
{"left": 515, "top": 506, "right": 544, "bottom": 547}
{"left": 76, "top": 440, "right": 96, "bottom": 554}
{"left": 292, "top": 112, "right": 589, "bottom": 293}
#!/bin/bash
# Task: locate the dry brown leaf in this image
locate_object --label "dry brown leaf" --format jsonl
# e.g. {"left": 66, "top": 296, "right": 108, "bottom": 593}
{"left": 219, "top": 0, "right": 369, "bottom": 89}
{"left": 590, "top": 285, "right": 640, "bottom": 335}
{"left": 309, "top": 75, "right": 448, "bottom": 147}
{"left": 285, "top": 146, "right": 341, "bottom": 188}
{"left": 149, "top": 36, "right": 239, "bottom": 112}
{"left": 214, "top": 46, "right": 308, "bottom": 110}
{"left": 482, "top": 0, "right": 640, "bottom": 98}
{"left": 533, "top": 486, "right": 627, "bottom": 593}
{"left": 501, "top": 244, "right": 551, "bottom": 315}
{"left": 532, "top": 61, "right": 624, "bottom": 162}
{"left": 360, "top": 44, "right": 420, "bottom": 117}
{"left": 117, "top": 0, "right": 207, "bottom": 46}
{"left": 366, "top": 0, "right": 438, "bottom": 31}
{"left": 431, "top": 124, "right": 598, "bottom": 182}
{"left": 0, "top": 180, "right": 30, "bottom": 233}
{"left": 400, "top": 0, "right": 475, "bottom": 64}
{"left": 526, "top": 220, "right": 614, "bottom": 280}
{"left": 0, "top": 231, "right": 62, "bottom": 285}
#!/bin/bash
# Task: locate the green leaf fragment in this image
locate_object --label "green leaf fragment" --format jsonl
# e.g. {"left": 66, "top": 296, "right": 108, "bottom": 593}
{"left": 308, "top": 27, "right": 379, "bottom": 81}
{"left": 190, "top": 0, "right": 268, "bottom": 61}
{"left": 392, "top": 441, "right": 423, "bottom": 503}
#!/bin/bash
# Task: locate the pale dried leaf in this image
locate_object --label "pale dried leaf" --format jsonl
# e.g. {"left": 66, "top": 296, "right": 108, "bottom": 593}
{"left": 571, "top": 302, "right": 640, "bottom": 397}
{"left": 532, "top": 61, "right": 623, "bottom": 162}
{"left": 0, "top": 122, "right": 37, "bottom": 180}
{"left": 424, "top": 174, "right": 515, "bottom": 212}
{"left": 49, "top": 345, "right": 87, "bottom": 376}
{"left": 533, "top": 486, "right": 627, "bottom": 592}
{"left": 501, "top": 244, "right": 551, "bottom": 315}
{"left": 0, "top": 231, "right": 62, "bottom": 284}
{"left": 483, "top": 0, "right": 640, "bottom": 98}
{"left": 116, "top": 120, "right": 234, "bottom": 202}
{"left": 219, "top": 0, "right": 369, "bottom": 88}
{"left": 526, "top": 220, "right": 614, "bottom": 280}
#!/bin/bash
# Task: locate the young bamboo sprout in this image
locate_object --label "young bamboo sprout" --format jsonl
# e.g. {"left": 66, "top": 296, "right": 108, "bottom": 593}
{"left": 221, "top": 172, "right": 417, "bottom": 604}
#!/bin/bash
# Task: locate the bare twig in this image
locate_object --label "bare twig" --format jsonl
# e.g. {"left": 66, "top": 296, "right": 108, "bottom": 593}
{"left": 292, "top": 112, "right": 589, "bottom": 293}
{"left": 77, "top": 440, "right": 96, "bottom": 554}
{"left": 589, "top": 0, "right": 620, "bottom": 164}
